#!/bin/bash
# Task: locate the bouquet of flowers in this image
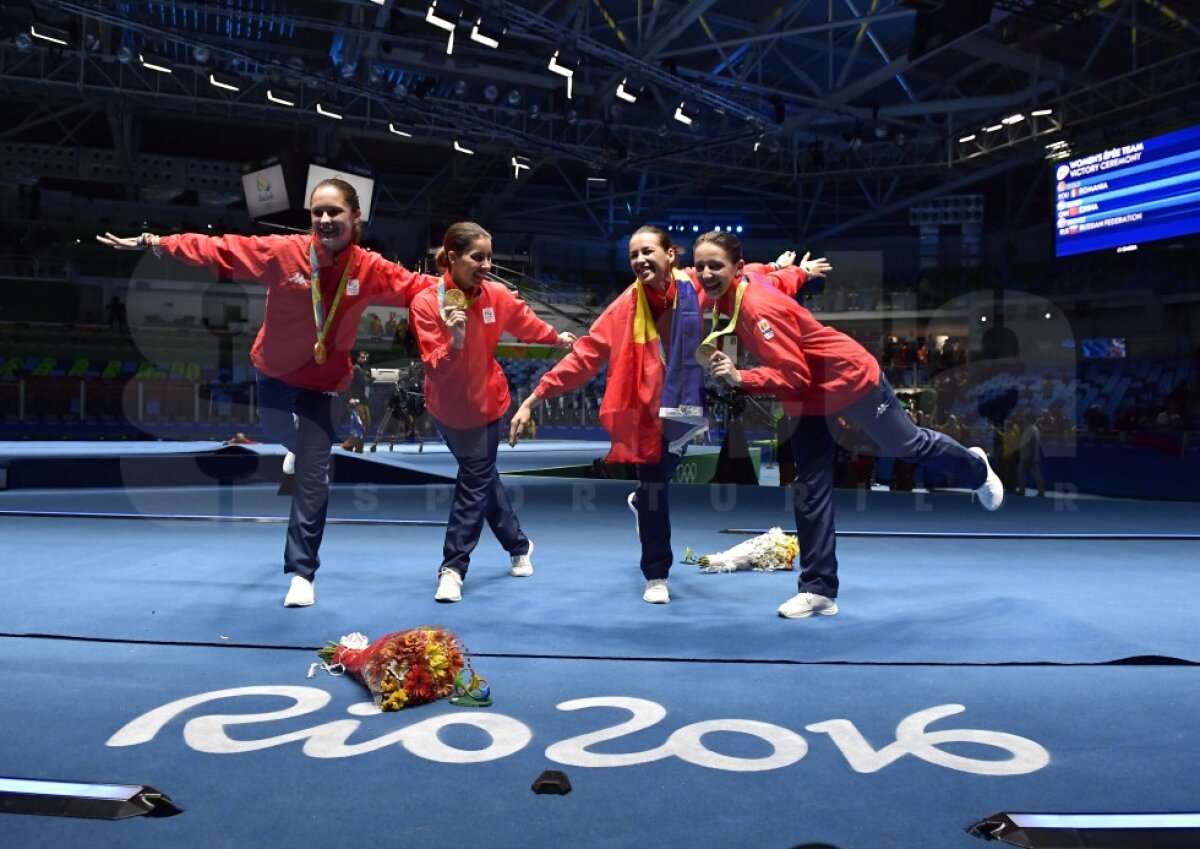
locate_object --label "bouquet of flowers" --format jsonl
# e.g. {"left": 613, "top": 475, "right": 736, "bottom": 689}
{"left": 316, "top": 627, "right": 468, "bottom": 712}
{"left": 682, "top": 527, "right": 799, "bottom": 573}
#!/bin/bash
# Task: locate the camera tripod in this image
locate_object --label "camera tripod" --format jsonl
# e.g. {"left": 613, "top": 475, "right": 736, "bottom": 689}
{"left": 369, "top": 367, "right": 427, "bottom": 453}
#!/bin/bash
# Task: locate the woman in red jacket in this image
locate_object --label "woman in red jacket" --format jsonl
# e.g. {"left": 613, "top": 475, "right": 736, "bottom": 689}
{"left": 694, "top": 230, "right": 1004, "bottom": 619}
{"left": 508, "top": 225, "right": 824, "bottom": 604}
{"left": 97, "top": 178, "right": 437, "bottom": 608}
{"left": 409, "top": 221, "right": 576, "bottom": 603}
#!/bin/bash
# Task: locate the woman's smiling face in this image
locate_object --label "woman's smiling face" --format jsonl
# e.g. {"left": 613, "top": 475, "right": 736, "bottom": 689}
{"left": 628, "top": 232, "right": 677, "bottom": 290}
{"left": 309, "top": 184, "right": 360, "bottom": 252}
{"left": 448, "top": 237, "right": 493, "bottom": 290}
{"left": 692, "top": 241, "right": 743, "bottom": 301}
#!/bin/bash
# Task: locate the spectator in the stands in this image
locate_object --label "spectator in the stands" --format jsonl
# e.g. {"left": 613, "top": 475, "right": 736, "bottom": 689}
{"left": 1017, "top": 410, "right": 1046, "bottom": 497}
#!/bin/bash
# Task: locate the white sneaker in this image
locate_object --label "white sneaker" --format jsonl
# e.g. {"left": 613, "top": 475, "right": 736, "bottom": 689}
{"left": 968, "top": 446, "right": 1004, "bottom": 511}
{"left": 643, "top": 578, "right": 670, "bottom": 604}
{"left": 777, "top": 592, "right": 838, "bottom": 619}
{"left": 283, "top": 574, "right": 314, "bottom": 607}
{"left": 435, "top": 567, "right": 463, "bottom": 603}
{"left": 282, "top": 451, "right": 296, "bottom": 475}
{"left": 509, "top": 540, "right": 534, "bottom": 577}
{"left": 627, "top": 491, "right": 640, "bottom": 535}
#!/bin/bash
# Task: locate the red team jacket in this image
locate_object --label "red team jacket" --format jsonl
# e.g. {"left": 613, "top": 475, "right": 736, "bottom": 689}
{"left": 410, "top": 276, "right": 561, "bottom": 430}
{"left": 158, "top": 234, "right": 435, "bottom": 392}
{"left": 704, "top": 274, "right": 880, "bottom": 416}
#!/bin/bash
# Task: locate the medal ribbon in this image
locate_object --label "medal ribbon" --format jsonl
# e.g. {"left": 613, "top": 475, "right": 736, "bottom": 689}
{"left": 701, "top": 277, "right": 748, "bottom": 350}
{"left": 310, "top": 239, "right": 354, "bottom": 353}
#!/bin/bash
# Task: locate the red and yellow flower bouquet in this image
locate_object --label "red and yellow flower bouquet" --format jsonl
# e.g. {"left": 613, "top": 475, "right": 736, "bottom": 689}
{"left": 317, "top": 627, "right": 468, "bottom": 711}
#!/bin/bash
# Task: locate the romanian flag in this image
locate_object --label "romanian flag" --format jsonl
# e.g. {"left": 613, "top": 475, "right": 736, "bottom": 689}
{"left": 599, "top": 270, "right": 698, "bottom": 464}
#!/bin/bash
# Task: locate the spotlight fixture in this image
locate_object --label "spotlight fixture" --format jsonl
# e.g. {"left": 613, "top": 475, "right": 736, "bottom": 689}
{"left": 30, "top": 24, "right": 70, "bottom": 46}
{"left": 388, "top": 123, "right": 412, "bottom": 138}
{"left": 138, "top": 52, "right": 174, "bottom": 74}
{"left": 984, "top": 124, "right": 1003, "bottom": 132}
{"left": 267, "top": 88, "right": 296, "bottom": 106}
{"left": 483, "top": 84, "right": 499, "bottom": 103}
{"left": 968, "top": 812, "right": 1200, "bottom": 848}
{"left": 615, "top": 77, "right": 644, "bottom": 104}
{"left": 470, "top": 16, "right": 504, "bottom": 49}
{"left": 425, "top": 0, "right": 462, "bottom": 31}
{"left": 548, "top": 47, "right": 579, "bottom": 99}
{"left": 14, "top": 31, "right": 33, "bottom": 51}
{"left": 209, "top": 72, "right": 241, "bottom": 92}
{"left": 673, "top": 101, "right": 699, "bottom": 126}
{"left": 315, "top": 103, "right": 343, "bottom": 120}
{"left": 426, "top": 0, "right": 462, "bottom": 54}
{"left": 506, "top": 89, "right": 521, "bottom": 106}
{"left": 959, "top": 134, "right": 977, "bottom": 143}
{"left": 1031, "top": 108, "right": 1053, "bottom": 116}
{"left": 192, "top": 44, "right": 211, "bottom": 64}
{"left": 1001, "top": 113, "right": 1025, "bottom": 125}
{"left": 0, "top": 777, "right": 182, "bottom": 820}
{"left": 116, "top": 45, "right": 133, "bottom": 64}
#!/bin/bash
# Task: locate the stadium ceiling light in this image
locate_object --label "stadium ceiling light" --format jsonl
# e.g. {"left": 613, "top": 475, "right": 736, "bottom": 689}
{"left": 267, "top": 88, "right": 296, "bottom": 106}
{"left": 30, "top": 24, "right": 70, "bottom": 46}
{"left": 388, "top": 123, "right": 412, "bottom": 137}
{"left": 615, "top": 77, "right": 644, "bottom": 104}
{"left": 959, "top": 134, "right": 977, "bottom": 143}
{"left": 426, "top": 0, "right": 461, "bottom": 54}
{"left": 139, "top": 52, "right": 173, "bottom": 74}
{"left": 470, "top": 16, "right": 504, "bottom": 49}
{"left": 425, "top": 0, "right": 461, "bottom": 32}
{"left": 511, "top": 155, "right": 531, "bottom": 178}
{"left": 984, "top": 124, "right": 1003, "bottom": 133}
{"left": 548, "top": 47, "right": 579, "bottom": 99}
{"left": 674, "top": 101, "right": 699, "bottom": 126}
{"left": 209, "top": 72, "right": 241, "bottom": 92}
{"left": 454, "top": 139, "right": 475, "bottom": 154}
{"left": 1002, "top": 113, "right": 1025, "bottom": 124}
{"left": 315, "top": 103, "right": 343, "bottom": 120}
{"left": 1031, "top": 108, "right": 1053, "bottom": 116}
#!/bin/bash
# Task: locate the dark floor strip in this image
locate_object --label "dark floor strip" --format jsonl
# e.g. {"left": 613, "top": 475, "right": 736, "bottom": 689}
{"left": 722, "top": 528, "right": 1200, "bottom": 540}
{"left": 2, "top": 632, "right": 1194, "bottom": 668}
{"left": 0, "top": 510, "right": 446, "bottom": 526}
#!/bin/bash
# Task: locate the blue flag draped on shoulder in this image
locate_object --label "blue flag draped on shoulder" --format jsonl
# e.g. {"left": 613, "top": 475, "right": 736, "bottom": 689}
{"left": 658, "top": 272, "right": 708, "bottom": 454}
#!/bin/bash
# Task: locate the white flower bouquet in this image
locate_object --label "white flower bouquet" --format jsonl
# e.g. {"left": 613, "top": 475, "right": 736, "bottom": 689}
{"left": 683, "top": 527, "right": 799, "bottom": 573}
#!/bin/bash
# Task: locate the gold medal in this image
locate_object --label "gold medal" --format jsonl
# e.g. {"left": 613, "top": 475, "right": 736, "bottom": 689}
{"left": 695, "top": 342, "right": 718, "bottom": 366}
{"left": 313, "top": 340, "right": 327, "bottom": 364}
{"left": 443, "top": 288, "right": 468, "bottom": 309}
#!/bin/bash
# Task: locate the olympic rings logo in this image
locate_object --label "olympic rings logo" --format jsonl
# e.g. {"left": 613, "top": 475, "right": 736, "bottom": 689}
{"left": 674, "top": 462, "right": 699, "bottom": 484}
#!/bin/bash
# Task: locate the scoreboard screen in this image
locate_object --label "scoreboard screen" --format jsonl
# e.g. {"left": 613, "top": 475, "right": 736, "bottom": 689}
{"left": 1054, "top": 123, "right": 1200, "bottom": 258}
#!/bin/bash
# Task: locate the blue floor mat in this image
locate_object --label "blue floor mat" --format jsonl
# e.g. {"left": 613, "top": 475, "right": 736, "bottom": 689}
{"left": 2, "top": 482, "right": 1198, "bottom": 663}
{"left": 2, "top": 639, "right": 1198, "bottom": 849}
